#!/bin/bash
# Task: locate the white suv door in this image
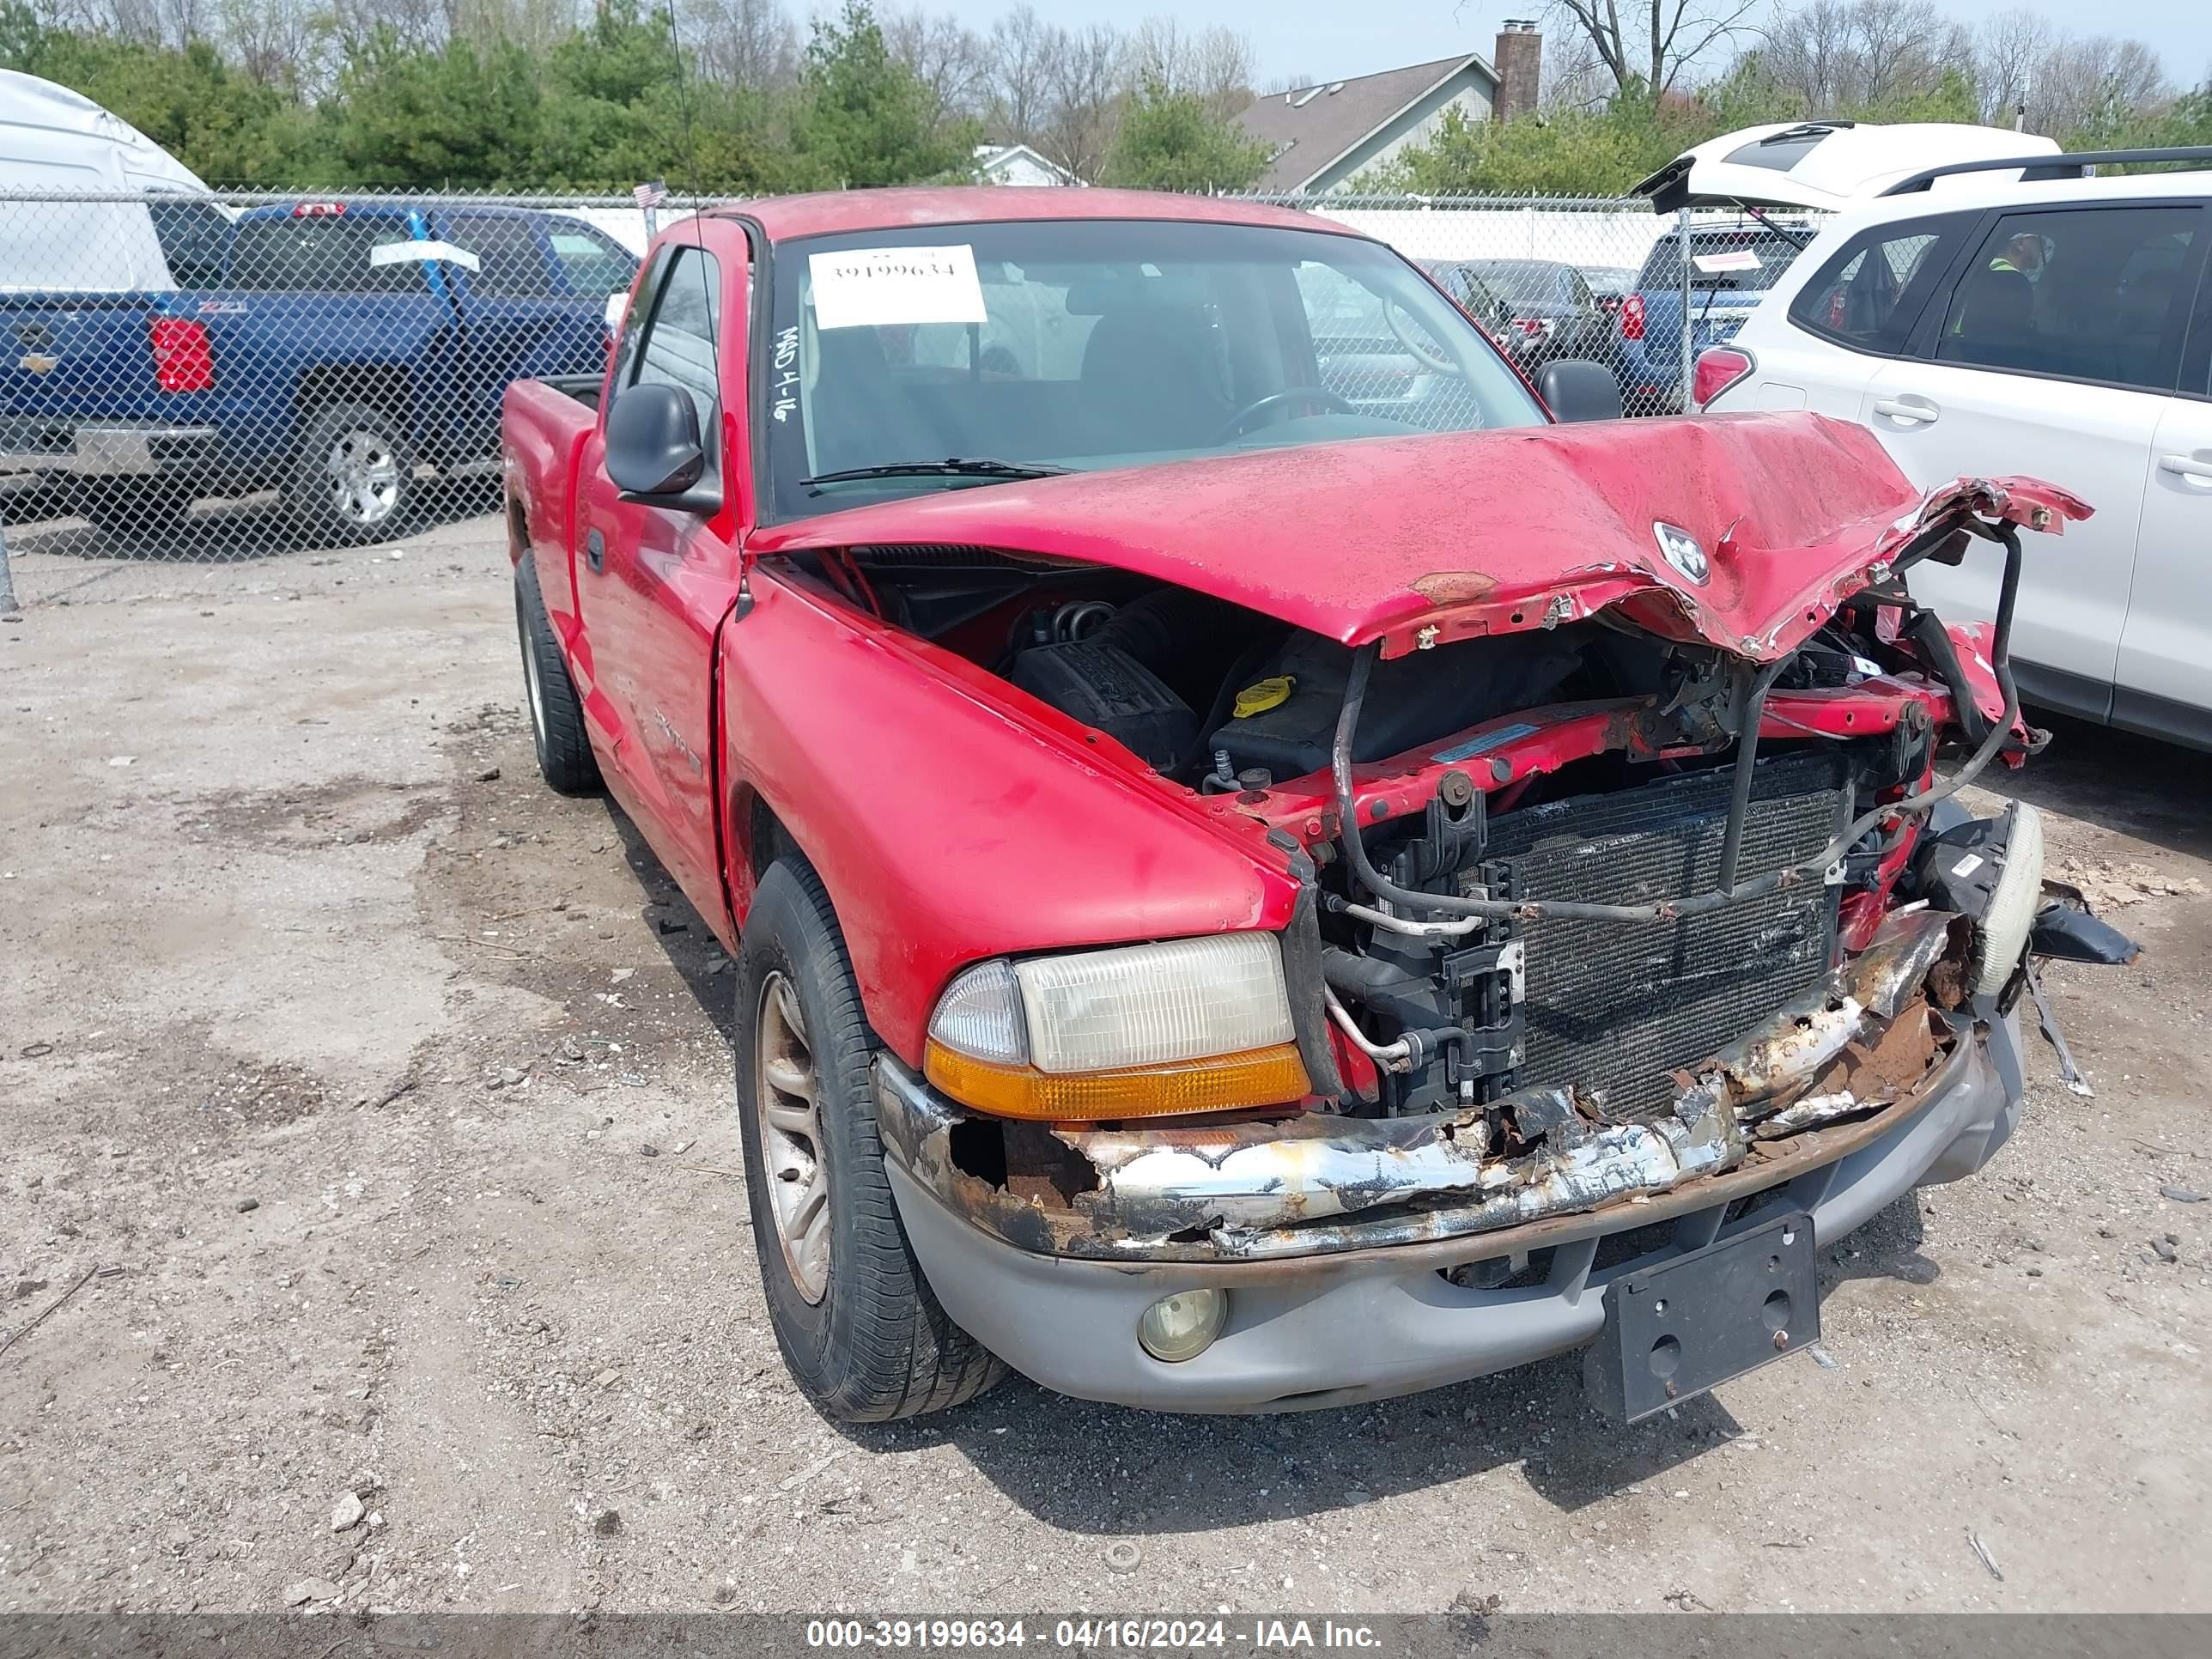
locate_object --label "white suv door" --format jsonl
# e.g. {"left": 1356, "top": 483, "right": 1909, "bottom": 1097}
{"left": 1857, "top": 201, "right": 2208, "bottom": 719}
{"left": 2118, "top": 274, "right": 2212, "bottom": 742}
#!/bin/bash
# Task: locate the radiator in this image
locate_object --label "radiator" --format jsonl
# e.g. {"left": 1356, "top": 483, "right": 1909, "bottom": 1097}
{"left": 1476, "top": 750, "right": 1849, "bottom": 1123}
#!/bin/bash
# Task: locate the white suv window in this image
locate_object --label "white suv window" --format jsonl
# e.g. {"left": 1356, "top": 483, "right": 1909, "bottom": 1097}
{"left": 1931, "top": 204, "right": 2200, "bottom": 393}
{"left": 1790, "top": 223, "right": 1958, "bottom": 351}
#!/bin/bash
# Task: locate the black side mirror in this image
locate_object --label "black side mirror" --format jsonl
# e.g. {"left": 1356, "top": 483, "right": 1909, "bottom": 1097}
{"left": 605, "top": 382, "right": 710, "bottom": 501}
{"left": 1538, "top": 359, "right": 1624, "bottom": 423}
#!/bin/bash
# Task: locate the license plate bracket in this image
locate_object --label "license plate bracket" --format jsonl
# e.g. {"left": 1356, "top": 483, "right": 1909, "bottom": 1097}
{"left": 1583, "top": 1211, "right": 1819, "bottom": 1424}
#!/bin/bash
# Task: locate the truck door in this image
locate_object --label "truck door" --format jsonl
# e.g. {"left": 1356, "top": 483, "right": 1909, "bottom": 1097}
{"left": 574, "top": 236, "right": 750, "bottom": 933}
{"left": 445, "top": 211, "right": 633, "bottom": 461}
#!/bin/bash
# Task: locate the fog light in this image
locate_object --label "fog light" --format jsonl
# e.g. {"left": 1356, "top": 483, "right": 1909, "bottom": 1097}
{"left": 1136, "top": 1289, "right": 1227, "bottom": 1363}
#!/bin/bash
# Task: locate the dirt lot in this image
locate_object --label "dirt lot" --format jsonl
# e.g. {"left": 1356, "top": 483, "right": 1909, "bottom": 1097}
{"left": 3, "top": 515, "right": 2209, "bottom": 1618}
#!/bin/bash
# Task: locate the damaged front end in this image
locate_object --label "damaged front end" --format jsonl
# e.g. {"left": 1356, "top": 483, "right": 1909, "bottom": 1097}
{"left": 878, "top": 907, "right": 1965, "bottom": 1262}
{"left": 879, "top": 476, "right": 2137, "bottom": 1272}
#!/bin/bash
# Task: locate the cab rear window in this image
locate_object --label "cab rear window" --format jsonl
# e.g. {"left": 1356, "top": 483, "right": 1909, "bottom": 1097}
{"left": 229, "top": 216, "right": 424, "bottom": 294}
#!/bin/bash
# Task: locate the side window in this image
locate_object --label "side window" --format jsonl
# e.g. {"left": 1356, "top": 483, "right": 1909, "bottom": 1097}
{"left": 449, "top": 215, "right": 555, "bottom": 298}
{"left": 1790, "top": 218, "right": 1959, "bottom": 352}
{"left": 607, "top": 246, "right": 671, "bottom": 398}
{"left": 1291, "top": 260, "right": 1487, "bottom": 432}
{"left": 1932, "top": 204, "right": 2200, "bottom": 392}
{"left": 629, "top": 245, "right": 723, "bottom": 439}
{"left": 1294, "top": 260, "right": 1415, "bottom": 394}
{"left": 547, "top": 225, "right": 640, "bottom": 300}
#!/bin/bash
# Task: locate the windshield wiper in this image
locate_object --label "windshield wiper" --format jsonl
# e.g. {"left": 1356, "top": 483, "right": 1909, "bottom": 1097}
{"left": 801, "top": 457, "right": 1073, "bottom": 489}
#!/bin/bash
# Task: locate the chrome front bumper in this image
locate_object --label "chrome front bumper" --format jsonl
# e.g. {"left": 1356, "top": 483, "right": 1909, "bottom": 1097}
{"left": 880, "top": 1011, "right": 2023, "bottom": 1412}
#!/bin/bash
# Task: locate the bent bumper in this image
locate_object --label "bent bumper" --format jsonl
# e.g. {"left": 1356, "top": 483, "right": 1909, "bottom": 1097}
{"left": 881, "top": 1011, "right": 2024, "bottom": 1413}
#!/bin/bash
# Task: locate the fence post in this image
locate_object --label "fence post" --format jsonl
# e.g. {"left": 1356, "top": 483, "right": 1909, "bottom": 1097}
{"left": 1678, "top": 210, "right": 1694, "bottom": 412}
{"left": 0, "top": 518, "right": 19, "bottom": 619}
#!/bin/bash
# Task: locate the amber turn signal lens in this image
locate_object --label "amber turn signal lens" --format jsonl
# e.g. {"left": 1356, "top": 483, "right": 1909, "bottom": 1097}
{"left": 922, "top": 1040, "right": 1311, "bottom": 1121}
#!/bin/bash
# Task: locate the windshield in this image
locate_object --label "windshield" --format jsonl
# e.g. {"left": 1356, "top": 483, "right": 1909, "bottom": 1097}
{"left": 763, "top": 217, "right": 1543, "bottom": 520}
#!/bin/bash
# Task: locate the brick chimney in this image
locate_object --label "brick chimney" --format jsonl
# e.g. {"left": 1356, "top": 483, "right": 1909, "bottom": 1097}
{"left": 1493, "top": 20, "right": 1540, "bottom": 124}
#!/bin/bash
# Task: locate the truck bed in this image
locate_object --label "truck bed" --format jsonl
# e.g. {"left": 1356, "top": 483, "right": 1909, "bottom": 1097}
{"left": 502, "top": 373, "right": 603, "bottom": 607}
{"left": 532, "top": 372, "right": 605, "bottom": 412}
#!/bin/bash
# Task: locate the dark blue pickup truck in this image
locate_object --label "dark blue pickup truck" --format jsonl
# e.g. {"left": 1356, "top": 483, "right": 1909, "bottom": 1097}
{"left": 2, "top": 199, "right": 636, "bottom": 544}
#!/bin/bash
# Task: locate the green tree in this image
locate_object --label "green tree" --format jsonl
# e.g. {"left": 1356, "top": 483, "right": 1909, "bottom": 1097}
{"left": 323, "top": 27, "right": 547, "bottom": 189}
{"left": 1859, "top": 66, "right": 1981, "bottom": 125}
{"left": 1357, "top": 59, "right": 1991, "bottom": 199}
{"left": 0, "top": 4, "right": 315, "bottom": 185}
{"left": 793, "top": 1, "right": 971, "bottom": 188}
{"left": 1100, "top": 74, "right": 1269, "bottom": 191}
{"left": 1356, "top": 88, "right": 1707, "bottom": 198}
{"left": 531, "top": 0, "right": 679, "bottom": 189}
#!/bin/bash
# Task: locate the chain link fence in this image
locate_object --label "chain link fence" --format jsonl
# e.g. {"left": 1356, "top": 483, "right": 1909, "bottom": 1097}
{"left": 1, "top": 187, "right": 651, "bottom": 573}
{"left": 1261, "top": 191, "right": 1686, "bottom": 421}
{"left": 0, "top": 185, "right": 1792, "bottom": 573}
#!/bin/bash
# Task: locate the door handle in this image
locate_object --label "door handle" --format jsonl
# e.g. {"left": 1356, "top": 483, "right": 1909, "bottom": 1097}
{"left": 1872, "top": 396, "right": 1941, "bottom": 425}
{"left": 585, "top": 528, "right": 605, "bottom": 573}
{"left": 2158, "top": 453, "right": 2212, "bottom": 483}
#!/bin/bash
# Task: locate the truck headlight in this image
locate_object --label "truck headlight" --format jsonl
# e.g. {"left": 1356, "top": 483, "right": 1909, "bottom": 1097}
{"left": 923, "top": 933, "right": 1310, "bottom": 1120}
{"left": 1972, "top": 801, "right": 2045, "bottom": 997}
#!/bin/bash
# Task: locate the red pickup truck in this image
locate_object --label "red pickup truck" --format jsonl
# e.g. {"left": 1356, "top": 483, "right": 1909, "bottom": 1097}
{"left": 501, "top": 187, "right": 2128, "bottom": 1424}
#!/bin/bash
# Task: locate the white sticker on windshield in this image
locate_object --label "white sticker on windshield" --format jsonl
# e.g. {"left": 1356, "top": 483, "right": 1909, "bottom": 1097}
{"left": 1692, "top": 249, "right": 1762, "bottom": 274}
{"left": 808, "top": 244, "right": 987, "bottom": 330}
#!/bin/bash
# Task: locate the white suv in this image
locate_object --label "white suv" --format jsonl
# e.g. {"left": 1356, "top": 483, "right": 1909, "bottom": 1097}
{"left": 1699, "top": 150, "right": 2212, "bottom": 749}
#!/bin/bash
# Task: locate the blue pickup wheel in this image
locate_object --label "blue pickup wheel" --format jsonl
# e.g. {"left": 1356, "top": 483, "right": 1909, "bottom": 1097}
{"left": 289, "top": 402, "right": 415, "bottom": 546}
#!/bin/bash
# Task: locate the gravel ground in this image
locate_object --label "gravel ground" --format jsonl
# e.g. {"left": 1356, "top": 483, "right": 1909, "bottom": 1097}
{"left": 1, "top": 517, "right": 2208, "bottom": 1617}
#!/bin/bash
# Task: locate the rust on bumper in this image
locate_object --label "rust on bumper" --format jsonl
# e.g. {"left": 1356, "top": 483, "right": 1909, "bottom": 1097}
{"left": 874, "top": 909, "right": 1968, "bottom": 1266}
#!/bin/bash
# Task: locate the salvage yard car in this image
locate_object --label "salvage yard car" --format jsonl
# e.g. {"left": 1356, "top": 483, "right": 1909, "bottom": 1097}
{"left": 501, "top": 187, "right": 2132, "bottom": 1422}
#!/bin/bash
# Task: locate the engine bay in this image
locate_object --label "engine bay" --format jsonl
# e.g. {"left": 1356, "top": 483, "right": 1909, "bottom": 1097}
{"left": 806, "top": 534, "right": 2022, "bottom": 1139}
{"left": 827, "top": 544, "right": 1910, "bottom": 799}
{"left": 837, "top": 546, "right": 1611, "bottom": 789}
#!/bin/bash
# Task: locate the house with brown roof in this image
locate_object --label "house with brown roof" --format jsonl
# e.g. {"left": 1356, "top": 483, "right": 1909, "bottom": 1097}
{"left": 1236, "top": 23, "right": 1542, "bottom": 193}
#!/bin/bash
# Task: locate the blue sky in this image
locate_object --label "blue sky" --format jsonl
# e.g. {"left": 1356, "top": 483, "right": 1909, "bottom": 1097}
{"left": 941, "top": 1, "right": 2212, "bottom": 94}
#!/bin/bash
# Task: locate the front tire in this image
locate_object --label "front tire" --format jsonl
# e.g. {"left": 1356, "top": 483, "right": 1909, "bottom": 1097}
{"left": 288, "top": 402, "right": 415, "bottom": 545}
{"left": 734, "top": 860, "right": 1005, "bottom": 1421}
{"left": 514, "top": 556, "right": 600, "bottom": 796}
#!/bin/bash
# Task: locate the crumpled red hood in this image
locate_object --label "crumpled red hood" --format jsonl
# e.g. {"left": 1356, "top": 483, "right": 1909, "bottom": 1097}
{"left": 750, "top": 412, "right": 2089, "bottom": 660}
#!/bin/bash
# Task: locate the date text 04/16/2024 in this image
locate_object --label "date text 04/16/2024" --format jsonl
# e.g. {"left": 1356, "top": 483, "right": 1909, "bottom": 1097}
{"left": 804, "top": 1622, "right": 1384, "bottom": 1651}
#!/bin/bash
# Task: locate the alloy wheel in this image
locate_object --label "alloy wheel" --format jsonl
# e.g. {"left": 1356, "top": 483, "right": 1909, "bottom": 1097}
{"left": 754, "top": 970, "right": 831, "bottom": 1304}
{"left": 327, "top": 428, "right": 402, "bottom": 526}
